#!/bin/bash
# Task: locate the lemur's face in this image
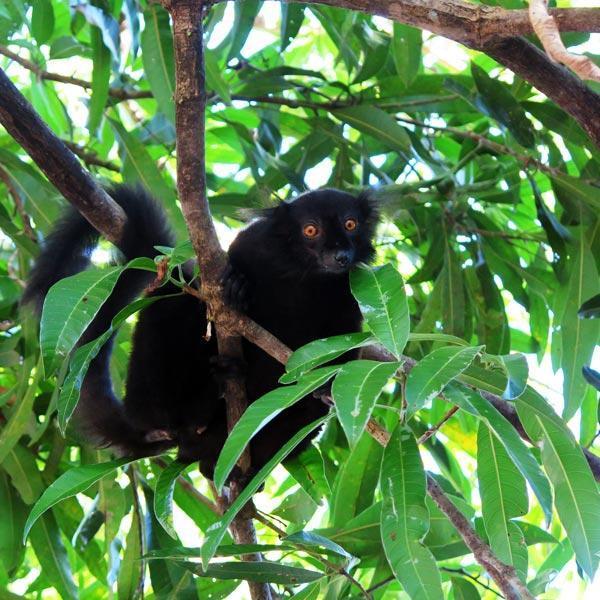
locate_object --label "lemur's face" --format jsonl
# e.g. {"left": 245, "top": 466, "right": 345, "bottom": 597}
{"left": 276, "top": 189, "right": 378, "bottom": 274}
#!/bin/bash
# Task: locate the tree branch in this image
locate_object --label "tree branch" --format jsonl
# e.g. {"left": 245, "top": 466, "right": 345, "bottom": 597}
{"left": 281, "top": 1, "right": 600, "bottom": 45}
{"left": 426, "top": 476, "right": 533, "bottom": 600}
{"left": 0, "top": 68, "right": 126, "bottom": 244}
{"left": 160, "top": 1, "right": 270, "bottom": 598}
{"left": 0, "top": 45, "right": 153, "bottom": 101}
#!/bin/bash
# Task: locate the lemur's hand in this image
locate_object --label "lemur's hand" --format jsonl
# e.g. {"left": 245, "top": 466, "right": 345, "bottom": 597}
{"left": 221, "top": 264, "right": 250, "bottom": 312}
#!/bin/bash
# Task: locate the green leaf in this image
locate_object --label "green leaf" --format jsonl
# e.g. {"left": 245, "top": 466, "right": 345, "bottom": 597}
{"left": 471, "top": 63, "right": 534, "bottom": 148}
{"left": 283, "top": 531, "right": 352, "bottom": 559}
{"left": 40, "top": 266, "right": 123, "bottom": 375}
{"left": 89, "top": 25, "right": 111, "bottom": 134}
{"left": 528, "top": 538, "right": 573, "bottom": 596}
{"left": 440, "top": 242, "right": 465, "bottom": 338}
{"left": 227, "top": 0, "right": 262, "bottom": 61}
{"left": 57, "top": 296, "right": 160, "bottom": 432}
{"left": 282, "top": 331, "right": 372, "bottom": 384}
{"left": 405, "top": 345, "right": 483, "bottom": 414}
{"left": 182, "top": 560, "right": 323, "bottom": 584}
{"left": 281, "top": 3, "right": 305, "bottom": 51}
{"left": 205, "top": 50, "right": 232, "bottom": 104}
{"left": 499, "top": 353, "right": 528, "bottom": 400}
{"left": 380, "top": 425, "right": 443, "bottom": 600}
{"left": 451, "top": 577, "right": 480, "bottom": 600}
{"left": 551, "top": 174, "right": 600, "bottom": 213}
{"left": 117, "top": 490, "right": 144, "bottom": 600}
{"left": 444, "top": 384, "right": 552, "bottom": 523}
{"left": 154, "top": 460, "right": 188, "bottom": 539}
{"left": 0, "top": 472, "right": 27, "bottom": 573}
{"left": 31, "top": 0, "right": 54, "bottom": 45}
{"left": 330, "top": 432, "right": 383, "bottom": 527}
{"left": 147, "top": 544, "right": 289, "bottom": 560}
{"left": 0, "top": 356, "right": 43, "bottom": 464}
{"left": 333, "top": 106, "right": 411, "bottom": 154}
{"left": 559, "top": 228, "right": 599, "bottom": 418}
{"left": 350, "top": 264, "right": 410, "bottom": 359}
{"left": 332, "top": 360, "right": 400, "bottom": 447}
{"left": 23, "top": 459, "right": 131, "bottom": 542}
{"left": 213, "top": 366, "right": 337, "bottom": 492}
{"left": 353, "top": 38, "right": 389, "bottom": 84}
{"left": 30, "top": 513, "right": 77, "bottom": 600}
{"left": 536, "top": 416, "right": 600, "bottom": 579}
{"left": 141, "top": 4, "right": 175, "bottom": 122}
{"left": 109, "top": 119, "right": 178, "bottom": 212}
{"left": 392, "top": 23, "right": 421, "bottom": 87}
{"left": 477, "top": 423, "right": 528, "bottom": 581}
{"left": 201, "top": 416, "right": 328, "bottom": 568}
{"left": 284, "top": 445, "right": 331, "bottom": 504}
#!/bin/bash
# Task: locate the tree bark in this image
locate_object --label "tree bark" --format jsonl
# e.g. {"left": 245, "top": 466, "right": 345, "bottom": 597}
{"left": 284, "top": 0, "right": 600, "bottom": 45}
{"left": 160, "top": 1, "right": 270, "bottom": 599}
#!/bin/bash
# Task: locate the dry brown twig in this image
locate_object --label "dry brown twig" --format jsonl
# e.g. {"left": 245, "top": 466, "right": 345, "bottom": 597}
{"left": 529, "top": 0, "right": 600, "bottom": 83}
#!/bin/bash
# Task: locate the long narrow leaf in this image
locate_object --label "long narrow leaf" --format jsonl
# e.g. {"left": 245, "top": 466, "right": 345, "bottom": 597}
{"left": 201, "top": 416, "right": 328, "bottom": 568}
{"left": 380, "top": 425, "right": 443, "bottom": 600}
{"left": 350, "top": 264, "right": 410, "bottom": 359}
{"left": 24, "top": 459, "right": 132, "bottom": 541}
{"left": 213, "top": 367, "right": 337, "bottom": 491}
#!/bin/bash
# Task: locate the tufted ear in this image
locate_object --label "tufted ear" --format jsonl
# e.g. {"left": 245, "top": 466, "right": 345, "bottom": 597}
{"left": 237, "top": 200, "right": 289, "bottom": 223}
{"left": 357, "top": 189, "right": 379, "bottom": 225}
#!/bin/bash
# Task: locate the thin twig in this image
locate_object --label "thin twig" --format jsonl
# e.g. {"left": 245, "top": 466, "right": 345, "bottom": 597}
{"left": 63, "top": 141, "right": 120, "bottom": 173}
{"left": 253, "top": 510, "right": 372, "bottom": 600}
{"left": 441, "top": 567, "right": 504, "bottom": 598}
{"left": 395, "top": 115, "right": 565, "bottom": 178}
{"left": 417, "top": 405, "right": 460, "bottom": 444}
{"left": 0, "top": 45, "right": 153, "bottom": 100}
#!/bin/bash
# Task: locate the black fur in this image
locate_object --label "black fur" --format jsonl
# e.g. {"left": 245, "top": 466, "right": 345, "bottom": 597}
{"left": 25, "top": 186, "right": 378, "bottom": 479}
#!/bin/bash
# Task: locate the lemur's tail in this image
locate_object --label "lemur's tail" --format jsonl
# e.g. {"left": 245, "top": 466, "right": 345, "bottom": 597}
{"left": 24, "top": 186, "right": 176, "bottom": 455}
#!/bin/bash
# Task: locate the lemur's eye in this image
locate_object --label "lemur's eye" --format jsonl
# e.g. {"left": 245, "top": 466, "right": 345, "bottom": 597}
{"left": 303, "top": 224, "right": 319, "bottom": 238}
{"left": 344, "top": 219, "right": 357, "bottom": 231}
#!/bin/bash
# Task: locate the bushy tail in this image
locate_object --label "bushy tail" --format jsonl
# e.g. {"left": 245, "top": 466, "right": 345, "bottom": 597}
{"left": 24, "top": 185, "right": 176, "bottom": 456}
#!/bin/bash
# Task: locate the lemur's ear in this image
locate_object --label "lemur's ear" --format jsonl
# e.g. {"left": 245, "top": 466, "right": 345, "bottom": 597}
{"left": 357, "top": 190, "right": 379, "bottom": 225}
{"left": 236, "top": 200, "right": 289, "bottom": 223}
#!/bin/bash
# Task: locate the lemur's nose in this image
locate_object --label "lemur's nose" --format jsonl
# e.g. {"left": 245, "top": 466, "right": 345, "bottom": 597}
{"left": 334, "top": 250, "right": 350, "bottom": 266}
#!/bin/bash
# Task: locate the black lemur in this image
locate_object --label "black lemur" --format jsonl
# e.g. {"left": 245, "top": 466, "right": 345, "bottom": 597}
{"left": 24, "top": 186, "right": 378, "bottom": 479}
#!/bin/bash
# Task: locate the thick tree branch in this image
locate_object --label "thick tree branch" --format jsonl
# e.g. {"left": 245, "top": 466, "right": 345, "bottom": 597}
{"left": 0, "top": 68, "right": 126, "bottom": 244}
{"left": 160, "top": 1, "right": 269, "bottom": 599}
{"left": 282, "top": 1, "right": 600, "bottom": 45}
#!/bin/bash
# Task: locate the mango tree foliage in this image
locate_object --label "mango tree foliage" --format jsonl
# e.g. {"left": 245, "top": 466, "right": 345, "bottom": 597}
{"left": 0, "top": 1, "right": 599, "bottom": 599}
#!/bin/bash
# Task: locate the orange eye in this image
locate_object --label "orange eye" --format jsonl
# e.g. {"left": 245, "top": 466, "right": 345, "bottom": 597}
{"left": 345, "top": 219, "right": 357, "bottom": 231}
{"left": 303, "top": 224, "right": 319, "bottom": 238}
